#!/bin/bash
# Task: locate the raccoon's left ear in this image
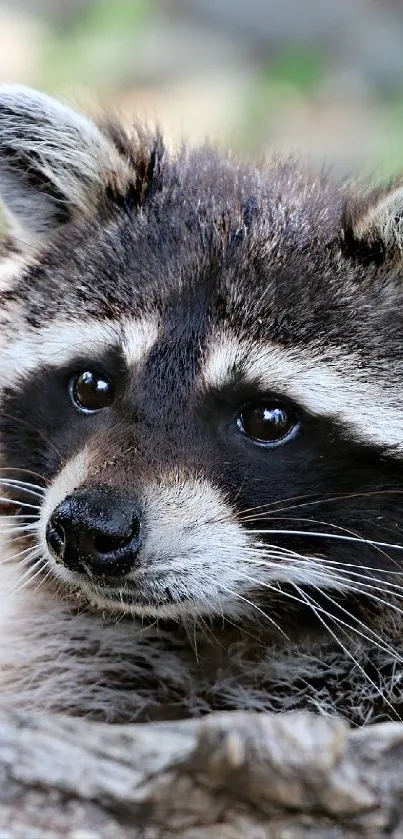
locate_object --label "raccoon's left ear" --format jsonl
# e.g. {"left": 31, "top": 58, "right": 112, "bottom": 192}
{"left": 342, "top": 183, "right": 403, "bottom": 265}
{"left": 0, "top": 85, "right": 134, "bottom": 247}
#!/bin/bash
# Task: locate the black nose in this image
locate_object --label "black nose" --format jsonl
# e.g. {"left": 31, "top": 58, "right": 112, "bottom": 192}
{"left": 46, "top": 484, "right": 141, "bottom": 579}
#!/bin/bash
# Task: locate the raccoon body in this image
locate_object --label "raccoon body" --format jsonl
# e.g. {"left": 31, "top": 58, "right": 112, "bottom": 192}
{"left": 0, "top": 87, "right": 403, "bottom": 723}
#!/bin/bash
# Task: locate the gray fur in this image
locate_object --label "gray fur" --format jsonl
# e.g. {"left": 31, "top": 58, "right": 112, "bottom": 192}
{"left": 1, "top": 88, "right": 403, "bottom": 726}
{"left": 0, "top": 559, "right": 400, "bottom": 725}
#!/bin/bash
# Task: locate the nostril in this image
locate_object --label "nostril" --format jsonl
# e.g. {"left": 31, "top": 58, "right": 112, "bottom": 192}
{"left": 46, "top": 518, "right": 66, "bottom": 560}
{"left": 93, "top": 515, "right": 141, "bottom": 555}
{"left": 93, "top": 531, "right": 128, "bottom": 554}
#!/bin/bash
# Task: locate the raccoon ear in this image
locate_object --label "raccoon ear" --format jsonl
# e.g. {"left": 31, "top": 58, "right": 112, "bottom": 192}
{"left": 342, "top": 184, "right": 403, "bottom": 265}
{"left": 0, "top": 85, "right": 131, "bottom": 247}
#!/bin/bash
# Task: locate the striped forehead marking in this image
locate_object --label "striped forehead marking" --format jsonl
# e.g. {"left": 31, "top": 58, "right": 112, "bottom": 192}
{"left": 0, "top": 315, "right": 160, "bottom": 387}
{"left": 201, "top": 332, "right": 403, "bottom": 454}
{"left": 121, "top": 318, "right": 159, "bottom": 366}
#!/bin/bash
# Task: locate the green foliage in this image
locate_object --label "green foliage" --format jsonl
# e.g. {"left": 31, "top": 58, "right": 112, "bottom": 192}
{"left": 236, "top": 46, "right": 324, "bottom": 153}
{"left": 372, "top": 98, "right": 403, "bottom": 178}
{"left": 268, "top": 46, "right": 324, "bottom": 94}
{"left": 41, "top": 0, "right": 151, "bottom": 89}
{"left": 75, "top": 0, "right": 150, "bottom": 34}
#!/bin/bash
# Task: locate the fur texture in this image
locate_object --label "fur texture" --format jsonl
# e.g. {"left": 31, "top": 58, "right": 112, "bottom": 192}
{"left": 1, "top": 87, "right": 403, "bottom": 725}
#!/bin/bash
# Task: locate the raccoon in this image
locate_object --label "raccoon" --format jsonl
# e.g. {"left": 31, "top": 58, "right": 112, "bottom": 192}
{"left": 0, "top": 86, "right": 403, "bottom": 724}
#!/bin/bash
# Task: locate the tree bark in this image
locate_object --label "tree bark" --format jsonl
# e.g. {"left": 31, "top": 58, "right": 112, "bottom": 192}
{"left": 0, "top": 708, "right": 402, "bottom": 838}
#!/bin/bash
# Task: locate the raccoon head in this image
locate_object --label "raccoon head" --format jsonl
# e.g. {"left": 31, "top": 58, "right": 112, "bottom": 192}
{"left": 1, "top": 86, "right": 403, "bottom": 632}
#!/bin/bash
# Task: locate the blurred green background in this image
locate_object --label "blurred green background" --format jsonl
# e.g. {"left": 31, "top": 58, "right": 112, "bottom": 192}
{"left": 2, "top": 0, "right": 403, "bottom": 177}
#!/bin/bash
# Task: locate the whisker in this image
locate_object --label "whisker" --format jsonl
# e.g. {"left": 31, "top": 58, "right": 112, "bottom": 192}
{"left": 0, "top": 496, "right": 40, "bottom": 511}
{"left": 32, "top": 565, "right": 54, "bottom": 596}
{"left": 248, "top": 528, "right": 403, "bottom": 553}
{"left": 247, "top": 550, "right": 403, "bottom": 591}
{"left": 299, "top": 561, "right": 403, "bottom": 599}
{"left": 0, "top": 410, "right": 62, "bottom": 459}
{"left": 6, "top": 554, "right": 44, "bottom": 596}
{"left": 236, "top": 493, "right": 320, "bottom": 519}
{"left": 13, "top": 563, "right": 46, "bottom": 595}
{"left": 0, "top": 486, "right": 44, "bottom": 501}
{"left": 194, "top": 612, "right": 226, "bottom": 646}
{"left": 0, "top": 478, "right": 45, "bottom": 492}
{"left": 0, "top": 544, "right": 42, "bottom": 564}
{"left": 0, "top": 466, "right": 48, "bottom": 483}
{"left": 310, "top": 581, "right": 403, "bottom": 658}
{"left": 235, "top": 568, "right": 403, "bottom": 665}
{"left": 0, "top": 523, "right": 39, "bottom": 534}
{"left": 216, "top": 582, "right": 288, "bottom": 638}
{"left": 291, "top": 581, "right": 401, "bottom": 721}
{"left": 182, "top": 617, "right": 200, "bottom": 663}
{"left": 253, "top": 551, "right": 403, "bottom": 577}
{"left": 238, "top": 489, "right": 403, "bottom": 520}
{"left": 239, "top": 541, "right": 314, "bottom": 561}
{"left": 246, "top": 514, "right": 403, "bottom": 571}
{"left": 245, "top": 550, "right": 403, "bottom": 604}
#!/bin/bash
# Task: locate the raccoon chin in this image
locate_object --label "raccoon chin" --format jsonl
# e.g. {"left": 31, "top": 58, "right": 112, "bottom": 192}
{"left": 42, "top": 560, "right": 213, "bottom": 620}
{"left": 75, "top": 582, "right": 222, "bottom": 621}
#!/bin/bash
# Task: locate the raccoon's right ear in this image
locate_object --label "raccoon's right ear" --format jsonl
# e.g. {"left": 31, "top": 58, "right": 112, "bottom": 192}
{"left": 0, "top": 85, "right": 132, "bottom": 247}
{"left": 341, "top": 182, "right": 403, "bottom": 265}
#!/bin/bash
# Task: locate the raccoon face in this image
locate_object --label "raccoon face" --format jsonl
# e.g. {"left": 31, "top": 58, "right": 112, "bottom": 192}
{"left": 1, "top": 87, "right": 403, "bottom": 628}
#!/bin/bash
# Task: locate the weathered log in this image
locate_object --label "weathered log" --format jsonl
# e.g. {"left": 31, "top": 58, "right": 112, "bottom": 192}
{"left": 0, "top": 709, "right": 402, "bottom": 838}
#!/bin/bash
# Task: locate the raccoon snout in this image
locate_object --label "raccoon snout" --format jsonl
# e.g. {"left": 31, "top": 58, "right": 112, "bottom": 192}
{"left": 45, "top": 484, "right": 142, "bottom": 579}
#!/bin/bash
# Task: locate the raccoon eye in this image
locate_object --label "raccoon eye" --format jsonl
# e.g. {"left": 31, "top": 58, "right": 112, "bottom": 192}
{"left": 236, "top": 402, "right": 299, "bottom": 447}
{"left": 68, "top": 371, "right": 115, "bottom": 414}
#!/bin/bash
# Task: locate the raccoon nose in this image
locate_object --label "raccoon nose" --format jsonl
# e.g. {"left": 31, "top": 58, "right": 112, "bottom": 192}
{"left": 46, "top": 484, "right": 141, "bottom": 578}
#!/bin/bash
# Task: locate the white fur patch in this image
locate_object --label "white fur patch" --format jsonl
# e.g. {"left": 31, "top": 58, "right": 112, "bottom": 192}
{"left": 39, "top": 447, "right": 90, "bottom": 536}
{"left": 0, "top": 315, "right": 159, "bottom": 388}
{"left": 0, "top": 252, "right": 26, "bottom": 291}
{"left": 121, "top": 317, "right": 159, "bottom": 366}
{"left": 0, "top": 318, "right": 120, "bottom": 386}
{"left": 134, "top": 477, "right": 253, "bottom": 618}
{"left": 201, "top": 332, "right": 403, "bottom": 453}
{"left": 38, "top": 447, "right": 94, "bottom": 588}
